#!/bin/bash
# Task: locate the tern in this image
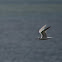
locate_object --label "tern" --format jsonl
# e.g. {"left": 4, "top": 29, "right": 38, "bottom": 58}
{"left": 38, "top": 25, "right": 52, "bottom": 40}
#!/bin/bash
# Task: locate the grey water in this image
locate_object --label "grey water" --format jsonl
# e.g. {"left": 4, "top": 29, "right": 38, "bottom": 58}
{"left": 0, "top": 0, "right": 62, "bottom": 62}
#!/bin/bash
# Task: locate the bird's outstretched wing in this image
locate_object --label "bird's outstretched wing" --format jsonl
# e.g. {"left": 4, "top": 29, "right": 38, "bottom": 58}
{"left": 41, "top": 26, "right": 51, "bottom": 38}
{"left": 42, "top": 26, "right": 51, "bottom": 32}
{"left": 39, "top": 25, "right": 46, "bottom": 34}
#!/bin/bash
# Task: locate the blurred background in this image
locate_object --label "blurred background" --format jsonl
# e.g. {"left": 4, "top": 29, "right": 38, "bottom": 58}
{"left": 0, "top": 0, "right": 62, "bottom": 62}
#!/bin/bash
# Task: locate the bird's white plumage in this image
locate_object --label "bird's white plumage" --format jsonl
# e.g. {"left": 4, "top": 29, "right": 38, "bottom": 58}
{"left": 38, "top": 25, "right": 52, "bottom": 40}
{"left": 39, "top": 25, "right": 46, "bottom": 34}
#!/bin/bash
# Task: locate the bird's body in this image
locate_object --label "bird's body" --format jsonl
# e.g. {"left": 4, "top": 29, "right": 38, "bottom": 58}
{"left": 38, "top": 37, "right": 52, "bottom": 40}
{"left": 38, "top": 25, "right": 52, "bottom": 40}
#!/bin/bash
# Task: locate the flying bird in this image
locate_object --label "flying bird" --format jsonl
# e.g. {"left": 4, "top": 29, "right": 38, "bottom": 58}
{"left": 38, "top": 25, "right": 52, "bottom": 40}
